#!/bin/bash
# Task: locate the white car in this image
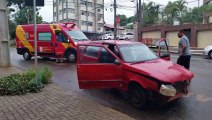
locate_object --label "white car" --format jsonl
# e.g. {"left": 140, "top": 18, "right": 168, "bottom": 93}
{"left": 118, "top": 33, "right": 133, "bottom": 40}
{"left": 102, "top": 34, "right": 114, "bottom": 40}
{"left": 203, "top": 45, "right": 212, "bottom": 59}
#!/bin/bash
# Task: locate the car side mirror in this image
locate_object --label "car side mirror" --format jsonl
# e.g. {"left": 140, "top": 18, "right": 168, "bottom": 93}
{"left": 114, "top": 59, "right": 121, "bottom": 65}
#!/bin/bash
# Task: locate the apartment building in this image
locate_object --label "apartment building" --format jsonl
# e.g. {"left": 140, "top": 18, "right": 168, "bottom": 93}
{"left": 53, "top": 0, "right": 104, "bottom": 39}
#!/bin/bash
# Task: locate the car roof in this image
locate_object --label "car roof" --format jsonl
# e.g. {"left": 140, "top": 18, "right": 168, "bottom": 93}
{"left": 79, "top": 40, "right": 143, "bottom": 46}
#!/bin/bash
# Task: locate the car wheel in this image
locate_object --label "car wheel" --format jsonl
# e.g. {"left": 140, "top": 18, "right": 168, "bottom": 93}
{"left": 209, "top": 50, "right": 212, "bottom": 59}
{"left": 42, "top": 57, "right": 50, "bottom": 61}
{"left": 66, "top": 51, "right": 76, "bottom": 62}
{"left": 23, "top": 50, "right": 32, "bottom": 60}
{"left": 128, "top": 84, "right": 147, "bottom": 109}
{"left": 108, "top": 38, "right": 111, "bottom": 40}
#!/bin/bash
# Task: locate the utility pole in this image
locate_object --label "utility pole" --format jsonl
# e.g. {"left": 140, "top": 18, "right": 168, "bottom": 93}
{"left": 33, "top": 0, "right": 38, "bottom": 88}
{"left": 133, "top": 0, "right": 141, "bottom": 42}
{"left": 114, "top": 0, "right": 117, "bottom": 40}
{"left": 0, "top": 0, "right": 11, "bottom": 67}
{"left": 66, "top": 0, "right": 68, "bottom": 22}
{"left": 198, "top": 0, "right": 200, "bottom": 8}
{"left": 56, "top": 0, "right": 59, "bottom": 22}
{"left": 138, "top": 0, "right": 142, "bottom": 42}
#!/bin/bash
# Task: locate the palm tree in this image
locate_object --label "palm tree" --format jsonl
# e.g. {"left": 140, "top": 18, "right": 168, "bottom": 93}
{"left": 163, "top": 0, "right": 187, "bottom": 25}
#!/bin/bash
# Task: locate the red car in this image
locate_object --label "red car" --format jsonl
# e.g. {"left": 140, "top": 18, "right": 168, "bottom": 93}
{"left": 77, "top": 40, "right": 194, "bottom": 109}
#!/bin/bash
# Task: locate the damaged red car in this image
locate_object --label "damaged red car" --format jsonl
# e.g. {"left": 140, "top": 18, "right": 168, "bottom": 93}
{"left": 76, "top": 40, "right": 194, "bottom": 109}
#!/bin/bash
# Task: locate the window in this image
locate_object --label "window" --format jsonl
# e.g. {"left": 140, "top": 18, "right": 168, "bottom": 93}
{"left": 81, "top": 21, "right": 87, "bottom": 25}
{"left": 80, "top": 1, "right": 86, "bottom": 5}
{"left": 126, "top": 33, "right": 133, "bottom": 35}
{"left": 84, "top": 46, "right": 100, "bottom": 58}
{"left": 38, "top": 32, "right": 52, "bottom": 41}
{"left": 120, "top": 44, "right": 158, "bottom": 63}
{"left": 66, "top": 8, "right": 75, "bottom": 13}
{"left": 87, "top": 12, "right": 93, "bottom": 17}
{"left": 99, "top": 48, "right": 116, "bottom": 63}
{"left": 98, "top": 23, "right": 103, "bottom": 27}
{"left": 59, "top": 10, "right": 62, "bottom": 15}
{"left": 87, "top": 2, "right": 92, "bottom": 7}
{"left": 87, "top": 22, "right": 93, "bottom": 26}
{"left": 81, "top": 11, "right": 86, "bottom": 15}
{"left": 66, "top": 30, "right": 88, "bottom": 41}
{"left": 79, "top": 46, "right": 116, "bottom": 64}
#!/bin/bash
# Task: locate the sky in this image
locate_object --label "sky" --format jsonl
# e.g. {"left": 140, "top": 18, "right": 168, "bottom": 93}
{"left": 39, "top": 0, "right": 203, "bottom": 24}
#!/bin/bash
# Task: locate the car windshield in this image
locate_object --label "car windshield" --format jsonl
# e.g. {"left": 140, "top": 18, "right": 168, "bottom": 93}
{"left": 66, "top": 30, "right": 88, "bottom": 41}
{"left": 119, "top": 44, "right": 158, "bottom": 63}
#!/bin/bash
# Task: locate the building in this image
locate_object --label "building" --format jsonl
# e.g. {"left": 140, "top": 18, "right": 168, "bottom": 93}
{"left": 53, "top": 0, "right": 104, "bottom": 39}
{"left": 140, "top": 23, "right": 212, "bottom": 48}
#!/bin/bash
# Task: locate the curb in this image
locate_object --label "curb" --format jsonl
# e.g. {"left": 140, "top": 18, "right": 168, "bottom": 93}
{"left": 170, "top": 51, "right": 205, "bottom": 56}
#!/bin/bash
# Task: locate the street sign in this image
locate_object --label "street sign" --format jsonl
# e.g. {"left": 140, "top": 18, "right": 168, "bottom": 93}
{"left": 116, "top": 17, "right": 120, "bottom": 23}
{"left": 25, "top": 0, "right": 44, "bottom": 6}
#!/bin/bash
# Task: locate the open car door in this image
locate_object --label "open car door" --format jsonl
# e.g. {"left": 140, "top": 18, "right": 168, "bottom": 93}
{"left": 157, "top": 39, "right": 170, "bottom": 61}
{"left": 77, "top": 44, "right": 123, "bottom": 89}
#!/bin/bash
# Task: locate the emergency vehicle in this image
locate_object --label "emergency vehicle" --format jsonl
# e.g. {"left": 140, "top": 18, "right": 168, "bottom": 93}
{"left": 16, "top": 22, "right": 89, "bottom": 62}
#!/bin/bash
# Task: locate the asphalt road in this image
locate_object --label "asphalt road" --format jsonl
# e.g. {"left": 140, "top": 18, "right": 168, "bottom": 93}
{"left": 10, "top": 48, "right": 212, "bottom": 120}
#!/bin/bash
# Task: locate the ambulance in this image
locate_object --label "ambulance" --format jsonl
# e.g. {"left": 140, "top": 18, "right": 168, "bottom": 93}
{"left": 16, "top": 22, "right": 89, "bottom": 62}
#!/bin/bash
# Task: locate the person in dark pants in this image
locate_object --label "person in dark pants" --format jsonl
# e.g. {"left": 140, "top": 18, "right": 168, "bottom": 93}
{"left": 177, "top": 31, "right": 191, "bottom": 70}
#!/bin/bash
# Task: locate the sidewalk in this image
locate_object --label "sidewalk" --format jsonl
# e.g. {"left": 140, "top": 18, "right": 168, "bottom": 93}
{"left": 169, "top": 47, "right": 204, "bottom": 56}
{"left": 0, "top": 66, "right": 135, "bottom": 120}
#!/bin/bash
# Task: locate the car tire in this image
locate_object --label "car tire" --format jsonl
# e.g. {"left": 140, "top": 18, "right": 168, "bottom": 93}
{"left": 66, "top": 51, "right": 77, "bottom": 62}
{"left": 128, "top": 84, "right": 147, "bottom": 109}
{"left": 42, "top": 57, "right": 50, "bottom": 61}
{"left": 108, "top": 38, "right": 111, "bottom": 40}
{"left": 209, "top": 50, "right": 212, "bottom": 59}
{"left": 23, "top": 50, "right": 32, "bottom": 60}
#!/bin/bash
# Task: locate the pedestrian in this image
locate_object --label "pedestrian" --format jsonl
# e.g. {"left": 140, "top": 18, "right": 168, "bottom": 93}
{"left": 177, "top": 30, "right": 191, "bottom": 70}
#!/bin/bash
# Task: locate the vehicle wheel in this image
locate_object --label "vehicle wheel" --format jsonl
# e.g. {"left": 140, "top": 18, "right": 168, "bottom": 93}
{"left": 66, "top": 51, "right": 77, "bottom": 62}
{"left": 209, "top": 50, "right": 212, "bottom": 59}
{"left": 108, "top": 38, "right": 111, "bottom": 40}
{"left": 128, "top": 85, "right": 147, "bottom": 109}
{"left": 42, "top": 57, "right": 50, "bottom": 60}
{"left": 23, "top": 50, "right": 31, "bottom": 60}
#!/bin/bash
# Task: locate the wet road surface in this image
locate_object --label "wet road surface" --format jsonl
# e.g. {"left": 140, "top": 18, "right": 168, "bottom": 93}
{"left": 10, "top": 48, "right": 212, "bottom": 120}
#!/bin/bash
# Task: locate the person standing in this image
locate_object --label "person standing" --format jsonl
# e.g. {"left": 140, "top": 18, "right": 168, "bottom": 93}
{"left": 177, "top": 31, "right": 191, "bottom": 70}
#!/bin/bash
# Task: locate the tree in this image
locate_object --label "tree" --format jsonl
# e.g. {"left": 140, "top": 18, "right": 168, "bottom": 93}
{"left": 181, "top": 4, "right": 212, "bottom": 24}
{"left": 142, "top": 2, "right": 160, "bottom": 26}
{"left": 7, "top": 0, "right": 24, "bottom": 9}
{"left": 7, "top": 0, "right": 43, "bottom": 39}
{"left": 117, "top": 14, "right": 127, "bottom": 26}
{"left": 13, "top": 7, "right": 43, "bottom": 25}
{"left": 116, "top": 14, "right": 134, "bottom": 26}
{"left": 163, "top": 0, "right": 187, "bottom": 25}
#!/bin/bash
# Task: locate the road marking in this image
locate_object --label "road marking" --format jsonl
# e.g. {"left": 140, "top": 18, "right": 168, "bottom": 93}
{"left": 196, "top": 94, "right": 212, "bottom": 102}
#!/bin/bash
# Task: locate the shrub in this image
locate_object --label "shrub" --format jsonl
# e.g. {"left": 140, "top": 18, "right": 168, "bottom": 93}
{"left": 0, "top": 67, "right": 53, "bottom": 95}
{"left": 39, "top": 66, "right": 53, "bottom": 84}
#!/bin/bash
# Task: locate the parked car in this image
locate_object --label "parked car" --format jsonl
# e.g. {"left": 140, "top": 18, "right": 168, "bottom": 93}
{"left": 76, "top": 40, "right": 194, "bottom": 109}
{"left": 102, "top": 34, "right": 114, "bottom": 40}
{"left": 203, "top": 45, "right": 212, "bottom": 59}
{"left": 118, "top": 33, "right": 133, "bottom": 40}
